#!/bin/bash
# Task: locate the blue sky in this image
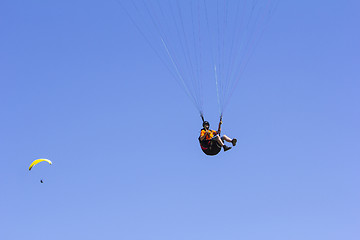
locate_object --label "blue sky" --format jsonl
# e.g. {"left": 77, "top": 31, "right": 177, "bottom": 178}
{"left": 1, "top": 1, "right": 359, "bottom": 239}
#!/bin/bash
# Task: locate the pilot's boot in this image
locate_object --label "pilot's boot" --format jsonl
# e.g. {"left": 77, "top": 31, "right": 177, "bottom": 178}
{"left": 223, "top": 145, "right": 232, "bottom": 151}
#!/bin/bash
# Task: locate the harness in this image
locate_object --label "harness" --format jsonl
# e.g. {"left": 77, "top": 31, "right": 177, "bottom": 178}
{"left": 199, "top": 128, "right": 222, "bottom": 155}
{"left": 200, "top": 140, "right": 211, "bottom": 150}
{"left": 199, "top": 116, "right": 223, "bottom": 156}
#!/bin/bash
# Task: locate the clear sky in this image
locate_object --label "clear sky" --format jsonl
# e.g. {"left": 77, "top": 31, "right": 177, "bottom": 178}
{"left": 1, "top": 1, "right": 359, "bottom": 240}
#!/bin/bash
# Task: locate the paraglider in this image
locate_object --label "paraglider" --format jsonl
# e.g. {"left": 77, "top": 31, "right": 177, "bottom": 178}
{"left": 118, "top": 1, "right": 277, "bottom": 155}
{"left": 29, "top": 159, "right": 52, "bottom": 183}
{"left": 199, "top": 118, "right": 237, "bottom": 156}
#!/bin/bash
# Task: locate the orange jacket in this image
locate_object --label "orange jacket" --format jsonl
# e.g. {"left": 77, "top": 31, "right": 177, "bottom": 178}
{"left": 200, "top": 129, "right": 217, "bottom": 140}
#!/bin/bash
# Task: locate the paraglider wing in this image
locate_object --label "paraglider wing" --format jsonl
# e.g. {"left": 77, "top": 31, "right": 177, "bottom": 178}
{"left": 29, "top": 159, "right": 52, "bottom": 171}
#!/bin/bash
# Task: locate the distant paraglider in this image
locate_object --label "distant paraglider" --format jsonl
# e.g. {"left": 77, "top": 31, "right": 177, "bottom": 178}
{"left": 29, "top": 159, "right": 52, "bottom": 183}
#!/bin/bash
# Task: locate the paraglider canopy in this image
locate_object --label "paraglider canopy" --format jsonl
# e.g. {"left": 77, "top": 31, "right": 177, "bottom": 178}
{"left": 29, "top": 159, "right": 52, "bottom": 171}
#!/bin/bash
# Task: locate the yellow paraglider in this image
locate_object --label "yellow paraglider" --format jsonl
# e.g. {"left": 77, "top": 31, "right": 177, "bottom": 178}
{"left": 29, "top": 159, "right": 52, "bottom": 171}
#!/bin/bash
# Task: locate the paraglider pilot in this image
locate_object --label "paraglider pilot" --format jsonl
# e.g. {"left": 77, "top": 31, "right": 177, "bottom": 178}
{"left": 199, "top": 119, "right": 237, "bottom": 155}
